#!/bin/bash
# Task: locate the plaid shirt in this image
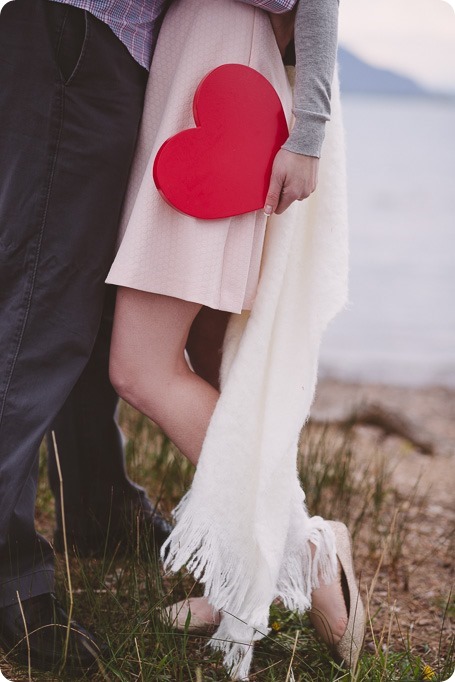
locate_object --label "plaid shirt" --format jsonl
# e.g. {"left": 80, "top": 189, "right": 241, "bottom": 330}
{"left": 240, "top": 0, "right": 297, "bottom": 12}
{"left": 50, "top": 0, "right": 298, "bottom": 70}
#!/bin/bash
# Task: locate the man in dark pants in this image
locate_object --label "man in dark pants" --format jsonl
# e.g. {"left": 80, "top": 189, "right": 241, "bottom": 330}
{"left": 0, "top": 0, "right": 172, "bottom": 672}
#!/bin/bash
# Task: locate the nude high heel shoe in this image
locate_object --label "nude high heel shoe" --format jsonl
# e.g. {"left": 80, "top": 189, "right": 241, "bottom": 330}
{"left": 310, "top": 521, "right": 366, "bottom": 671}
{"left": 162, "top": 596, "right": 220, "bottom": 634}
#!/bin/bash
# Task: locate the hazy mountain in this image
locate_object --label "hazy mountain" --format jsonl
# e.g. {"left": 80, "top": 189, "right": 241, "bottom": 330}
{"left": 338, "top": 46, "right": 427, "bottom": 95}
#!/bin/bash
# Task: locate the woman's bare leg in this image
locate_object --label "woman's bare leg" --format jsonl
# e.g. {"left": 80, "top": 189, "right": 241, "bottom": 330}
{"left": 109, "top": 288, "right": 219, "bottom": 466}
{"left": 110, "top": 288, "right": 348, "bottom": 637}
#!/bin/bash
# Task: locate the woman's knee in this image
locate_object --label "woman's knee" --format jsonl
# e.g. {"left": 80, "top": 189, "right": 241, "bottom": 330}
{"left": 109, "top": 344, "right": 139, "bottom": 407}
{"left": 108, "top": 338, "right": 164, "bottom": 413}
{"left": 109, "top": 289, "right": 202, "bottom": 413}
{"left": 109, "top": 337, "right": 185, "bottom": 417}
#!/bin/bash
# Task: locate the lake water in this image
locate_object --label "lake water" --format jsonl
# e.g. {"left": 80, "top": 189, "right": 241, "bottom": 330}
{"left": 319, "top": 95, "right": 455, "bottom": 387}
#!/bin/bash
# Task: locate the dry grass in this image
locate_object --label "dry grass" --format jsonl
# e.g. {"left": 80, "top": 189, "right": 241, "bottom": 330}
{"left": 1, "top": 402, "right": 453, "bottom": 681}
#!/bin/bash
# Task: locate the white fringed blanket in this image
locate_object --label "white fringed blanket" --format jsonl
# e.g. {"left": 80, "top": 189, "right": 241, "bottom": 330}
{"left": 162, "top": 70, "right": 348, "bottom": 680}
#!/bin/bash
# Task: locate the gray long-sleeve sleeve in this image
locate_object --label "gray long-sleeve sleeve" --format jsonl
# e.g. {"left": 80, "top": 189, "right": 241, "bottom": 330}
{"left": 282, "top": 0, "right": 340, "bottom": 158}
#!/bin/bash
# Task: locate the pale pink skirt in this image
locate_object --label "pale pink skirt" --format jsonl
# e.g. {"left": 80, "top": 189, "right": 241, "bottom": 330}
{"left": 106, "top": 0, "right": 293, "bottom": 314}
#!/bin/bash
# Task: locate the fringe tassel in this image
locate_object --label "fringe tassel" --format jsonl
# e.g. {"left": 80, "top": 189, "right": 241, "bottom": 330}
{"left": 162, "top": 494, "right": 338, "bottom": 680}
{"left": 161, "top": 494, "right": 270, "bottom": 680}
{"left": 276, "top": 515, "right": 338, "bottom": 613}
{"left": 162, "top": 494, "right": 271, "bottom": 620}
{"left": 209, "top": 616, "right": 267, "bottom": 681}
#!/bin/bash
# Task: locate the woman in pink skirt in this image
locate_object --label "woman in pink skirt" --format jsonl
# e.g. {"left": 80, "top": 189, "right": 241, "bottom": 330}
{"left": 106, "top": 0, "right": 365, "bottom": 678}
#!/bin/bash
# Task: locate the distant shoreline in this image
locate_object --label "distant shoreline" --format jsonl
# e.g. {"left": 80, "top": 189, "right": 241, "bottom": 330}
{"left": 337, "top": 45, "right": 455, "bottom": 99}
{"left": 341, "top": 90, "right": 455, "bottom": 102}
{"left": 313, "top": 376, "right": 455, "bottom": 460}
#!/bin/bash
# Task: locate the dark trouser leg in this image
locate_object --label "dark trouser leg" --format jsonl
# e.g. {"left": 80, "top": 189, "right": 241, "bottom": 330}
{"left": 47, "top": 285, "right": 153, "bottom": 552}
{"left": 0, "top": 0, "right": 147, "bottom": 607}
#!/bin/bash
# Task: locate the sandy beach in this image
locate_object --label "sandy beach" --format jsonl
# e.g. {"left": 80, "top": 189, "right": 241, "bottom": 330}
{"left": 310, "top": 378, "right": 454, "bottom": 666}
{"left": 313, "top": 378, "right": 455, "bottom": 505}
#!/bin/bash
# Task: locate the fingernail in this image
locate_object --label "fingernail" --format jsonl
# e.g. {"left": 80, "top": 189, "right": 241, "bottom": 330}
{"left": 264, "top": 205, "right": 273, "bottom": 216}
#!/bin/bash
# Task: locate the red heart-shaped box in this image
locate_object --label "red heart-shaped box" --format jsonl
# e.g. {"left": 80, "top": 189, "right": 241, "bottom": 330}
{"left": 153, "top": 64, "right": 289, "bottom": 220}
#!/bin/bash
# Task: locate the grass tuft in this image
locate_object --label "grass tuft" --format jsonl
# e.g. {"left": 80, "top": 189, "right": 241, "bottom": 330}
{"left": 2, "top": 405, "right": 453, "bottom": 681}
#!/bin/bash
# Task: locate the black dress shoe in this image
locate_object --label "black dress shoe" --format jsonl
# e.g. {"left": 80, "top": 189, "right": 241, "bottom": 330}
{"left": 53, "top": 498, "right": 173, "bottom": 558}
{"left": 0, "top": 593, "right": 107, "bottom": 674}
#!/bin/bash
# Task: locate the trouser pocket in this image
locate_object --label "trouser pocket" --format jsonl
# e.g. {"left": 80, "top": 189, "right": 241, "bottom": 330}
{"left": 46, "top": 2, "right": 88, "bottom": 85}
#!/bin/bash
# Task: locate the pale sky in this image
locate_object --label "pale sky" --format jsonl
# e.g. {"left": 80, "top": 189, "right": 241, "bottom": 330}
{"left": 1, "top": 0, "right": 454, "bottom": 92}
{"left": 339, "top": 0, "right": 455, "bottom": 93}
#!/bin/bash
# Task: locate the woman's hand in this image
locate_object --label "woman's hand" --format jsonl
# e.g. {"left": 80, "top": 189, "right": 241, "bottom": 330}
{"left": 266, "top": 5, "right": 316, "bottom": 215}
{"left": 264, "top": 149, "right": 319, "bottom": 215}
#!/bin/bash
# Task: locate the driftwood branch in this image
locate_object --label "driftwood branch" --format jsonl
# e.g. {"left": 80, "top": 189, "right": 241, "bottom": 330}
{"left": 310, "top": 402, "right": 434, "bottom": 455}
